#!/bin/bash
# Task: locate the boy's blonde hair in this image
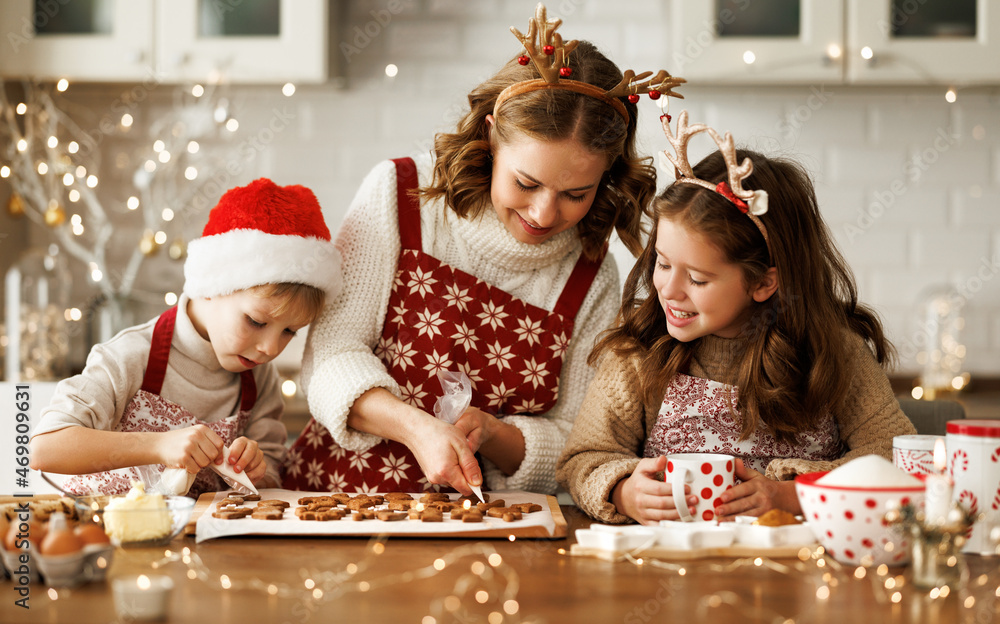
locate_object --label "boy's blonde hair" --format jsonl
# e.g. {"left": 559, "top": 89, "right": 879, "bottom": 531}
{"left": 245, "top": 283, "right": 326, "bottom": 326}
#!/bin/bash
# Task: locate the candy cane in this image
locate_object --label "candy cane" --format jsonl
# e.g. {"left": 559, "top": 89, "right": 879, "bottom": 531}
{"left": 950, "top": 449, "right": 968, "bottom": 479}
{"left": 991, "top": 446, "right": 1000, "bottom": 463}
{"left": 958, "top": 490, "right": 979, "bottom": 538}
{"left": 993, "top": 486, "right": 1000, "bottom": 511}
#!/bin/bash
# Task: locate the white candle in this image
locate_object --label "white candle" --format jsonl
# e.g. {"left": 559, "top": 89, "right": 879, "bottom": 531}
{"left": 112, "top": 574, "right": 173, "bottom": 621}
{"left": 924, "top": 438, "right": 953, "bottom": 526}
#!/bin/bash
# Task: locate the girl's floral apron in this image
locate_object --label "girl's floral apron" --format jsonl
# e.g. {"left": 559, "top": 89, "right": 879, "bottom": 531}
{"left": 644, "top": 373, "right": 842, "bottom": 472}
{"left": 284, "top": 157, "right": 603, "bottom": 493}
{"left": 62, "top": 306, "right": 256, "bottom": 497}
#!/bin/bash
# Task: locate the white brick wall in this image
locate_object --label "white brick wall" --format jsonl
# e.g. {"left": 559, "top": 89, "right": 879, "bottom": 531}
{"left": 8, "top": 0, "right": 999, "bottom": 378}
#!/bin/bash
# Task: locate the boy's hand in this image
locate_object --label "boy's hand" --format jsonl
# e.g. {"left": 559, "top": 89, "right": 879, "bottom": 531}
{"left": 228, "top": 437, "right": 267, "bottom": 484}
{"left": 714, "top": 459, "right": 801, "bottom": 520}
{"left": 157, "top": 424, "right": 224, "bottom": 474}
{"left": 612, "top": 456, "right": 698, "bottom": 525}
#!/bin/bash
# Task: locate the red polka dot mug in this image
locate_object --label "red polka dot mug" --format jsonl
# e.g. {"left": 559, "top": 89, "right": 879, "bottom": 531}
{"left": 665, "top": 453, "right": 735, "bottom": 522}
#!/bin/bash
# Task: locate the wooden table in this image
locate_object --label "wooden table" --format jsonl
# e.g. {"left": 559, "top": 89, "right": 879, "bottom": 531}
{"left": 3, "top": 506, "right": 997, "bottom": 624}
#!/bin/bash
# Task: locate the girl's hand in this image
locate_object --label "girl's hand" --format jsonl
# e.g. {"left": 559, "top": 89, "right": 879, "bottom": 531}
{"left": 404, "top": 415, "right": 483, "bottom": 495}
{"left": 612, "top": 456, "right": 698, "bottom": 525}
{"left": 228, "top": 437, "right": 267, "bottom": 484}
{"left": 714, "top": 459, "right": 802, "bottom": 520}
{"left": 155, "top": 425, "right": 224, "bottom": 474}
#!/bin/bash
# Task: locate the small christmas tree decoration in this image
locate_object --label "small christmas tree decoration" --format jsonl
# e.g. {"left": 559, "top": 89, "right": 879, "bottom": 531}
{"left": 44, "top": 199, "right": 66, "bottom": 227}
{"left": 7, "top": 193, "right": 25, "bottom": 217}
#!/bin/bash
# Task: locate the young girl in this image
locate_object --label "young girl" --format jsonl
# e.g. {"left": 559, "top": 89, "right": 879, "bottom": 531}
{"left": 283, "top": 4, "right": 682, "bottom": 495}
{"left": 30, "top": 179, "right": 342, "bottom": 497}
{"left": 556, "top": 113, "right": 916, "bottom": 524}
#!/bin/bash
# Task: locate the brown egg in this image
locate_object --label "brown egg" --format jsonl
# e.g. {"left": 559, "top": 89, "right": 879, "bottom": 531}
{"left": 74, "top": 522, "right": 111, "bottom": 546}
{"left": 40, "top": 513, "right": 83, "bottom": 555}
{"left": 4, "top": 517, "right": 42, "bottom": 551}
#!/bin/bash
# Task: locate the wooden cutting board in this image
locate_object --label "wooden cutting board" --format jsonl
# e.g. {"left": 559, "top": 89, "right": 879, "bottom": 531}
{"left": 185, "top": 490, "right": 568, "bottom": 539}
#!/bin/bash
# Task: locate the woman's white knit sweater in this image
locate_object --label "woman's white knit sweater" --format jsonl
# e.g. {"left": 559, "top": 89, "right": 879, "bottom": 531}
{"left": 301, "top": 155, "right": 622, "bottom": 494}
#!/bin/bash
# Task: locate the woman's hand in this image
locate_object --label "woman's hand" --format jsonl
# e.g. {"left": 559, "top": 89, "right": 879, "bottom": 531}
{"left": 404, "top": 415, "right": 483, "bottom": 495}
{"left": 155, "top": 425, "right": 224, "bottom": 474}
{"left": 714, "top": 459, "right": 801, "bottom": 520}
{"left": 453, "top": 408, "right": 526, "bottom": 476}
{"left": 228, "top": 436, "right": 267, "bottom": 484}
{"left": 611, "top": 456, "right": 698, "bottom": 525}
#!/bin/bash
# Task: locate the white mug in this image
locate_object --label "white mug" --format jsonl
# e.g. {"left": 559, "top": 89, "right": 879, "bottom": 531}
{"left": 892, "top": 434, "right": 944, "bottom": 475}
{"left": 665, "top": 453, "right": 735, "bottom": 522}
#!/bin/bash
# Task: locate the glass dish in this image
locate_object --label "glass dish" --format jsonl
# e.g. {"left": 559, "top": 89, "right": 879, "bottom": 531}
{"left": 74, "top": 495, "right": 194, "bottom": 547}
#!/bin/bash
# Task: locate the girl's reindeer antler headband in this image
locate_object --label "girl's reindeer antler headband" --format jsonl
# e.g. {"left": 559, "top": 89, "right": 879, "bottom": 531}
{"left": 494, "top": 3, "right": 686, "bottom": 122}
{"left": 662, "top": 110, "right": 772, "bottom": 259}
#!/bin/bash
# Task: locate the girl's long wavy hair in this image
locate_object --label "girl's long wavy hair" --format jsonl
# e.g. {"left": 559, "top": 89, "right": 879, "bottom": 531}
{"left": 591, "top": 149, "right": 894, "bottom": 442}
{"left": 420, "top": 41, "right": 656, "bottom": 260}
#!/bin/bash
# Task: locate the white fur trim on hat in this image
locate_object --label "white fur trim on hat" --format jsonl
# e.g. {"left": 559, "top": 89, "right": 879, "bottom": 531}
{"left": 183, "top": 228, "right": 342, "bottom": 300}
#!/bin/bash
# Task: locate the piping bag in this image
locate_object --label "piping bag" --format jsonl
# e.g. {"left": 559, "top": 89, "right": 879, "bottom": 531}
{"left": 157, "top": 446, "right": 258, "bottom": 496}
{"left": 209, "top": 445, "right": 259, "bottom": 495}
{"left": 433, "top": 370, "right": 484, "bottom": 503}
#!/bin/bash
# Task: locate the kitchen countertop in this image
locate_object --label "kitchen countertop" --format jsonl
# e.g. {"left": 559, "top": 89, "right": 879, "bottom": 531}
{"left": 4, "top": 505, "right": 996, "bottom": 623}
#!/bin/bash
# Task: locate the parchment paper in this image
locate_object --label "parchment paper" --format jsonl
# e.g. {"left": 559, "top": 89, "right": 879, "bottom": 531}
{"left": 195, "top": 489, "right": 558, "bottom": 543}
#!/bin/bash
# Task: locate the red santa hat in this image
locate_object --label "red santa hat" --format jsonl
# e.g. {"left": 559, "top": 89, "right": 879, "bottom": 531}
{"left": 183, "top": 178, "right": 342, "bottom": 300}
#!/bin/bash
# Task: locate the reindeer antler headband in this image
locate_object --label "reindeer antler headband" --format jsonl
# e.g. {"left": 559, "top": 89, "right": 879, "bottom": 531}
{"left": 661, "top": 110, "right": 773, "bottom": 260}
{"left": 494, "top": 3, "right": 686, "bottom": 122}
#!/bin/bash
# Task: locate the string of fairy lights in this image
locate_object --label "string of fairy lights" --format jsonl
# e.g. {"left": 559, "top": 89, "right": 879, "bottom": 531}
{"left": 32, "top": 535, "right": 1000, "bottom": 623}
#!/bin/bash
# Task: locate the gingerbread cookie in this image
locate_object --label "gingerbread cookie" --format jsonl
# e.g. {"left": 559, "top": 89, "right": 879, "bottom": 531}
{"left": 419, "top": 493, "right": 450, "bottom": 504}
{"left": 256, "top": 499, "right": 290, "bottom": 509}
{"left": 511, "top": 503, "right": 543, "bottom": 514}
{"left": 212, "top": 508, "right": 252, "bottom": 519}
{"left": 477, "top": 499, "right": 505, "bottom": 513}
{"left": 251, "top": 508, "right": 284, "bottom": 520}
{"left": 486, "top": 507, "right": 522, "bottom": 521}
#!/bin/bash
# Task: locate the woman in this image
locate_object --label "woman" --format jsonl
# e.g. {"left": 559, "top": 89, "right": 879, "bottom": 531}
{"left": 283, "top": 6, "right": 676, "bottom": 494}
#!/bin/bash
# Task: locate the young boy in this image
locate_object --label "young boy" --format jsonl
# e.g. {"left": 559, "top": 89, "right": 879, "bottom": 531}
{"left": 29, "top": 179, "right": 342, "bottom": 497}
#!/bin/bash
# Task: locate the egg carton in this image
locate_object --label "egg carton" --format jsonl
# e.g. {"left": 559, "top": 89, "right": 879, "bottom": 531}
{"left": 0, "top": 543, "right": 114, "bottom": 587}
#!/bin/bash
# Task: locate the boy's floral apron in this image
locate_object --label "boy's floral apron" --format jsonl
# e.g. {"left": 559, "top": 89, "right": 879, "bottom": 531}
{"left": 284, "top": 157, "right": 603, "bottom": 493}
{"left": 62, "top": 306, "right": 256, "bottom": 497}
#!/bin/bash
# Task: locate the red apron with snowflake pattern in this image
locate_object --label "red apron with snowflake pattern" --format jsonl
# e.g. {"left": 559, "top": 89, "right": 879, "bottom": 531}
{"left": 62, "top": 306, "right": 257, "bottom": 498}
{"left": 643, "top": 373, "right": 842, "bottom": 473}
{"left": 284, "top": 157, "right": 603, "bottom": 493}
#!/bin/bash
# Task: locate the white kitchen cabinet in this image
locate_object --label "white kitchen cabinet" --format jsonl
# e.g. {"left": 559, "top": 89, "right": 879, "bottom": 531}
{"left": 671, "top": 0, "right": 1000, "bottom": 85}
{"left": 156, "top": 0, "right": 327, "bottom": 84}
{"left": 671, "top": 0, "right": 845, "bottom": 84}
{"left": 0, "top": 0, "right": 156, "bottom": 82}
{"left": 847, "top": 0, "right": 999, "bottom": 85}
{"left": 0, "top": 0, "right": 328, "bottom": 83}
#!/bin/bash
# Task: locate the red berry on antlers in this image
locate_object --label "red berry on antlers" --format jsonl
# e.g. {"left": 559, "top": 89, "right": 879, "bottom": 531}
{"left": 648, "top": 90, "right": 661, "bottom": 100}
{"left": 559, "top": 67, "right": 572, "bottom": 78}
{"left": 627, "top": 94, "right": 640, "bottom": 104}
{"left": 660, "top": 114, "right": 672, "bottom": 122}
{"left": 517, "top": 55, "right": 530, "bottom": 66}
{"left": 543, "top": 45, "right": 555, "bottom": 55}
